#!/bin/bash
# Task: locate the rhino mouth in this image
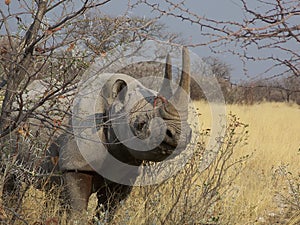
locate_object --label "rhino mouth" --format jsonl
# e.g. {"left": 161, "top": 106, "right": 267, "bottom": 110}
{"left": 144, "top": 141, "right": 187, "bottom": 162}
{"left": 160, "top": 149, "right": 174, "bottom": 155}
{"left": 159, "top": 142, "right": 177, "bottom": 155}
{"left": 125, "top": 141, "right": 178, "bottom": 162}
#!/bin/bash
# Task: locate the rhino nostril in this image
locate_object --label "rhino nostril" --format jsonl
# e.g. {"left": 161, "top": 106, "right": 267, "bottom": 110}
{"left": 188, "top": 128, "right": 192, "bottom": 142}
{"left": 166, "top": 129, "right": 173, "bottom": 138}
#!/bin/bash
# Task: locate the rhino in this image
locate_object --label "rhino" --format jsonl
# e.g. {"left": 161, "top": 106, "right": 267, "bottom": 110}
{"left": 3, "top": 47, "right": 192, "bottom": 221}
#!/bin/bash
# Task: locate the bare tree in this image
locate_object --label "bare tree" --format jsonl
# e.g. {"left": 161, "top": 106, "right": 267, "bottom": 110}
{"left": 0, "top": 1, "right": 115, "bottom": 220}
{"left": 71, "top": 14, "right": 180, "bottom": 57}
{"left": 237, "top": 75, "right": 300, "bottom": 104}
{"left": 280, "top": 75, "right": 300, "bottom": 102}
{"left": 202, "top": 57, "right": 231, "bottom": 82}
{"left": 0, "top": 0, "right": 114, "bottom": 138}
{"left": 139, "top": 0, "right": 300, "bottom": 79}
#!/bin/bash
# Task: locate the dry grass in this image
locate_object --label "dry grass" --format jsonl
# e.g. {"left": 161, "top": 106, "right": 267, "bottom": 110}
{"left": 3, "top": 101, "right": 299, "bottom": 224}
{"left": 193, "top": 101, "right": 300, "bottom": 224}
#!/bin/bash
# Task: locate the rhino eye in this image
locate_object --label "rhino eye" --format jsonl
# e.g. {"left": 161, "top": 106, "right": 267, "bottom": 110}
{"left": 137, "top": 121, "right": 146, "bottom": 130}
{"left": 166, "top": 129, "right": 173, "bottom": 138}
{"left": 134, "top": 118, "right": 146, "bottom": 131}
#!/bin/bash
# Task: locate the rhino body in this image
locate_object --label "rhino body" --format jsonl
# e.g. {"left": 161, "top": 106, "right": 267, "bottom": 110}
{"left": 3, "top": 48, "right": 192, "bottom": 220}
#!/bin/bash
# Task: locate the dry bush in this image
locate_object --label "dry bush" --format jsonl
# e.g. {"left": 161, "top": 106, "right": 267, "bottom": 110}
{"left": 271, "top": 164, "right": 300, "bottom": 225}
{"left": 110, "top": 112, "right": 250, "bottom": 225}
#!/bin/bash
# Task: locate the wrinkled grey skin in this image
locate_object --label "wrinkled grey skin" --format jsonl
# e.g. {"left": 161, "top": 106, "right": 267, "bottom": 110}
{"left": 5, "top": 48, "right": 192, "bottom": 221}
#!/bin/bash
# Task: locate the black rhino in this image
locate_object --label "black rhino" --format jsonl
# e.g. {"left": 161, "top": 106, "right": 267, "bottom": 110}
{"left": 4, "top": 47, "right": 192, "bottom": 221}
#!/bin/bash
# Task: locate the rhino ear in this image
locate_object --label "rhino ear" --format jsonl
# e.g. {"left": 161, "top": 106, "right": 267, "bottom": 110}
{"left": 112, "top": 79, "right": 127, "bottom": 103}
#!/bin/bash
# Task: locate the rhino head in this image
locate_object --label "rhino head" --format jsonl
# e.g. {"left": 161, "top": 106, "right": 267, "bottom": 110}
{"left": 104, "top": 47, "right": 192, "bottom": 162}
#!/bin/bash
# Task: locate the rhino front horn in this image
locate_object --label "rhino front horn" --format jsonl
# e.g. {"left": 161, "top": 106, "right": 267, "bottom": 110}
{"left": 173, "top": 47, "right": 190, "bottom": 112}
{"left": 177, "top": 47, "right": 190, "bottom": 96}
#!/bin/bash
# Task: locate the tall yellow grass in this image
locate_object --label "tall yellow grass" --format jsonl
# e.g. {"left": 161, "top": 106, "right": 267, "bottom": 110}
{"left": 193, "top": 101, "right": 300, "bottom": 224}
{"left": 195, "top": 101, "right": 299, "bottom": 170}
